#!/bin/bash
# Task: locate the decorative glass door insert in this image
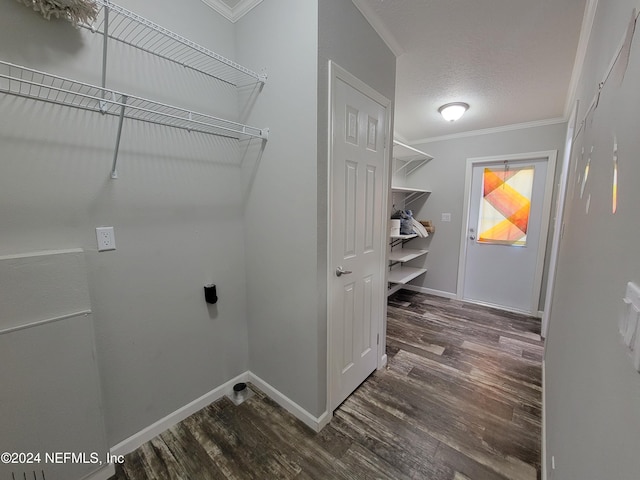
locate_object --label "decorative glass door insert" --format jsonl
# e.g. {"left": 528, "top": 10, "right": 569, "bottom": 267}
{"left": 478, "top": 166, "right": 535, "bottom": 246}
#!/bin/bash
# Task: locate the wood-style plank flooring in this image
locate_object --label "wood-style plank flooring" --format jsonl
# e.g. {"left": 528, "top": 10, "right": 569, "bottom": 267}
{"left": 111, "top": 290, "right": 544, "bottom": 480}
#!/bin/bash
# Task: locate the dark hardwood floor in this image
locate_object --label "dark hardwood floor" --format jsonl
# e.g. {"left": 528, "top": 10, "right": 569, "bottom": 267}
{"left": 112, "top": 290, "right": 544, "bottom": 480}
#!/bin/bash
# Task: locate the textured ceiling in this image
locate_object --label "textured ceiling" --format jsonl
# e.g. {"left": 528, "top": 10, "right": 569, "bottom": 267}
{"left": 354, "top": 0, "right": 587, "bottom": 142}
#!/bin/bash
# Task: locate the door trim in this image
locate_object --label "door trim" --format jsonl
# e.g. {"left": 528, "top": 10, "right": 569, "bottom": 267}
{"left": 542, "top": 105, "right": 578, "bottom": 338}
{"left": 456, "top": 150, "right": 557, "bottom": 315}
{"left": 326, "top": 61, "right": 391, "bottom": 413}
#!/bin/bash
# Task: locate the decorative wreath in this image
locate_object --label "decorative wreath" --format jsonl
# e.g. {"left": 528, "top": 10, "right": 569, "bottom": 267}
{"left": 16, "top": 0, "right": 99, "bottom": 26}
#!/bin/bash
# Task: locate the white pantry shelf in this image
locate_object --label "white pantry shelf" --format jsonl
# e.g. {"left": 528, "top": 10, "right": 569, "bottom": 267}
{"left": 389, "top": 249, "right": 429, "bottom": 263}
{"left": 391, "top": 186, "right": 431, "bottom": 194}
{"left": 388, "top": 266, "right": 427, "bottom": 285}
{"left": 390, "top": 233, "right": 418, "bottom": 240}
{"left": 393, "top": 140, "right": 433, "bottom": 175}
{"left": 391, "top": 186, "right": 431, "bottom": 208}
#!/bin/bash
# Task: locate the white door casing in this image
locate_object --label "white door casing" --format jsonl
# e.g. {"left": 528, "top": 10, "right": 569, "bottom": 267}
{"left": 457, "top": 151, "right": 557, "bottom": 315}
{"left": 542, "top": 104, "right": 578, "bottom": 338}
{"left": 327, "top": 62, "right": 390, "bottom": 412}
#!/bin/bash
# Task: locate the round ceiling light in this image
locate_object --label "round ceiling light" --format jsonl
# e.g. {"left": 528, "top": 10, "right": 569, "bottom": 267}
{"left": 438, "top": 102, "right": 469, "bottom": 122}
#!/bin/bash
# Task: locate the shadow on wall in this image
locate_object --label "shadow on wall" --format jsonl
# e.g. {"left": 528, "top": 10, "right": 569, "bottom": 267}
{"left": 2, "top": 0, "right": 86, "bottom": 65}
{"left": 240, "top": 136, "right": 268, "bottom": 211}
{"left": 238, "top": 81, "right": 265, "bottom": 125}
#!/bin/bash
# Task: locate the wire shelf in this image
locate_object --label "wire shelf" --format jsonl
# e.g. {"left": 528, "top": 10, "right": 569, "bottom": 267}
{"left": 83, "top": 0, "right": 266, "bottom": 87}
{"left": 0, "top": 60, "right": 268, "bottom": 178}
{"left": 0, "top": 61, "right": 268, "bottom": 139}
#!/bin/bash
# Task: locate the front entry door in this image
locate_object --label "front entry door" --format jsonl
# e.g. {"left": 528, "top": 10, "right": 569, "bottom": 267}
{"left": 329, "top": 63, "right": 389, "bottom": 411}
{"left": 459, "top": 152, "right": 556, "bottom": 314}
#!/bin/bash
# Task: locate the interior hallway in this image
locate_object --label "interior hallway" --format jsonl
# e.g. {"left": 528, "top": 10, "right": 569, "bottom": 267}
{"left": 112, "top": 290, "right": 543, "bottom": 480}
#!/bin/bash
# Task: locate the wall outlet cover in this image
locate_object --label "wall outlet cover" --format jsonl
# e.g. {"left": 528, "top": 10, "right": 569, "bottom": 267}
{"left": 96, "top": 227, "right": 116, "bottom": 252}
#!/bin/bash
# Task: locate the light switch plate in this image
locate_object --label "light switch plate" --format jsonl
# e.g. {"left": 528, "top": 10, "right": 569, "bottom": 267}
{"left": 621, "top": 282, "right": 640, "bottom": 372}
{"left": 96, "top": 226, "right": 116, "bottom": 252}
{"left": 621, "top": 282, "right": 640, "bottom": 340}
{"left": 633, "top": 331, "right": 640, "bottom": 372}
{"left": 441, "top": 213, "right": 451, "bottom": 222}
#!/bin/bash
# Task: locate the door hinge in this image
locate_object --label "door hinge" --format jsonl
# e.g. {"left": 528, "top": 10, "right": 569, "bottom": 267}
{"left": 377, "top": 333, "right": 380, "bottom": 345}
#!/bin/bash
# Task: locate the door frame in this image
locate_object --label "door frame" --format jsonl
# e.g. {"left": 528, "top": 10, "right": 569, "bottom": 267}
{"left": 326, "top": 61, "right": 391, "bottom": 413}
{"left": 456, "top": 150, "right": 557, "bottom": 315}
{"left": 542, "top": 104, "right": 578, "bottom": 338}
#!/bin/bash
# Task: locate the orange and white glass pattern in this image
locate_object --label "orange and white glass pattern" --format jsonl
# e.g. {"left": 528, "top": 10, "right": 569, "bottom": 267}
{"left": 478, "top": 166, "right": 534, "bottom": 246}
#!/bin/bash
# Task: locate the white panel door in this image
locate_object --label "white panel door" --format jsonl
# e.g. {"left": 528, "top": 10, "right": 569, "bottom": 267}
{"left": 460, "top": 153, "right": 555, "bottom": 314}
{"left": 330, "top": 66, "right": 387, "bottom": 411}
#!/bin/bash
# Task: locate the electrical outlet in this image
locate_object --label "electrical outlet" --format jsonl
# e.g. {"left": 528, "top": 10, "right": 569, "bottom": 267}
{"left": 441, "top": 213, "right": 451, "bottom": 222}
{"left": 96, "top": 226, "right": 116, "bottom": 252}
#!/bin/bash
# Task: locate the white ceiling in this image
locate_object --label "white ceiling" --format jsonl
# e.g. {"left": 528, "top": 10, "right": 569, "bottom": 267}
{"left": 353, "top": 0, "right": 587, "bottom": 143}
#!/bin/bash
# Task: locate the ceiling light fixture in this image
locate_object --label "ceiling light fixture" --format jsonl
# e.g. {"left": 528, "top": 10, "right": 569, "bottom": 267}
{"left": 438, "top": 102, "right": 469, "bottom": 122}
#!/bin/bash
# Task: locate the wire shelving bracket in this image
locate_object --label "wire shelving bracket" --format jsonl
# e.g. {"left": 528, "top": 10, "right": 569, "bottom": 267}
{"left": 393, "top": 140, "right": 433, "bottom": 176}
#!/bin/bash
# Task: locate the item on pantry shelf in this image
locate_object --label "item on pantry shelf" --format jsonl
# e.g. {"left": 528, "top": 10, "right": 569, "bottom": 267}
{"left": 419, "top": 220, "right": 436, "bottom": 234}
{"left": 390, "top": 219, "right": 401, "bottom": 236}
{"left": 390, "top": 209, "right": 415, "bottom": 235}
{"left": 411, "top": 218, "right": 428, "bottom": 238}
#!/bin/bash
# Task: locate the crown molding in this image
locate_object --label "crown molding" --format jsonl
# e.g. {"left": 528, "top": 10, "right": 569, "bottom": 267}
{"left": 408, "top": 117, "right": 567, "bottom": 145}
{"left": 200, "top": 0, "right": 263, "bottom": 23}
{"left": 351, "top": 0, "right": 404, "bottom": 57}
{"left": 392, "top": 131, "right": 410, "bottom": 144}
{"left": 564, "top": 0, "right": 599, "bottom": 118}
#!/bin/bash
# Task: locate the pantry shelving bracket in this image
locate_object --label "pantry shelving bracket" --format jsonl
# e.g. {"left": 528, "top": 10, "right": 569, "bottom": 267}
{"left": 85, "top": 0, "right": 267, "bottom": 90}
{"left": 0, "top": 61, "right": 269, "bottom": 178}
{"left": 391, "top": 186, "right": 431, "bottom": 209}
{"left": 389, "top": 233, "right": 417, "bottom": 249}
{"left": 393, "top": 140, "right": 433, "bottom": 176}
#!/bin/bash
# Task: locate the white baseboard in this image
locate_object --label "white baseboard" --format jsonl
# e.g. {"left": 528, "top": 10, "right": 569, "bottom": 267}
{"left": 542, "top": 359, "right": 547, "bottom": 480}
{"left": 378, "top": 353, "right": 388, "bottom": 369}
{"left": 402, "top": 285, "right": 545, "bottom": 318}
{"left": 111, "top": 371, "right": 249, "bottom": 456}
{"left": 111, "top": 370, "right": 329, "bottom": 459}
{"left": 248, "top": 372, "right": 329, "bottom": 432}
{"left": 82, "top": 463, "right": 115, "bottom": 480}
{"left": 400, "top": 284, "right": 458, "bottom": 299}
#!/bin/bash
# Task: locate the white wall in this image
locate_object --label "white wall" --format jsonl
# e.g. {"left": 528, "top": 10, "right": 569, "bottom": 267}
{"left": 0, "top": 0, "right": 251, "bottom": 446}
{"left": 236, "top": 1, "right": 322, "bottom": 416}
{"left": 235, "top": 0, "right": 396, "bottom": 419}
{"left": 1, "top": 0, "right": 396, "bottom": 447}
{"left": 544, "top": 1, "right": 640, "bottom": 477}
{"left": 404, "top": 123, "right": 566, "bottom": 309}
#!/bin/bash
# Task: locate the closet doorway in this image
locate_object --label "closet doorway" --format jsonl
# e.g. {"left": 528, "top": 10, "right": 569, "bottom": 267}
{"left": 327, "top": 62, "right": 390, "bottom": 411}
